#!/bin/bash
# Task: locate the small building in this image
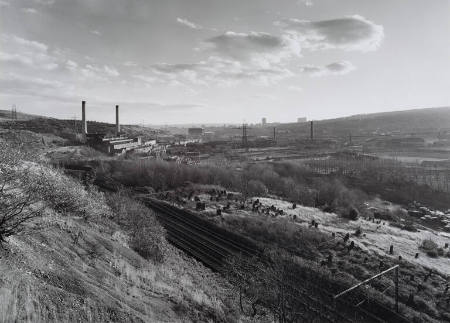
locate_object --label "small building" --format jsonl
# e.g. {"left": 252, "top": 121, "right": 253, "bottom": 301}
{"left": 297, "top": 117, "right": 307, "bottom": 123}
{"left": 188, "top": 128, "right": 203, "bottom": 138}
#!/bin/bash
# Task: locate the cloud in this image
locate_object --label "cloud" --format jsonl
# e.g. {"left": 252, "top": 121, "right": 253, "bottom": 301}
{"left": 90, "top": 30, "right": 102, "bottom": 36}
{"left": 205, "top": 31, "right": 301, "bottom": 67}
{"left": 276, "top": 15, "right": 384, "bottom": 51}
{"left": 123, "top": 61, "right": 138, "bottom": 67}
{"left": 297, "top": 0, "right": 313, "bottom": 7}
{"left": 66, "top": 60, "right": 78, "bottom": 71}
{"left": 300, "top": 61, "right": 356, "bottom": 76}
{"left": 33, "top": 0, "right": 55, "bottom": 5}
{"left": 0, "top": 1, "right": 10, "bottom": 7}
{"left": 80, "top": 64, "right": 120, "bottom": 80}
{"left": 22, "top": 7, "right": 39, "bottom": 14}
{"left": 2, "top": 34, "right": 48, "bottom": 51}
{"left": 149, "top": 56, "right": 293, "bottom": 86}
{"left": 288, "top": 85, "right": 303, "bottom": 92}
{"left": 176, "top": 18, "right": 203, "bottom": 30}
{"left": 133, "top": 15, "right": 382, "bottom": 88}
{"left": 0, "top": 34, "right": 59, "bottom": 70}
{"left": 0, "top": 73, "right": 68, "bottom": 100}
{"left": 103, "top": 65, "right": 120, "bottom": 77}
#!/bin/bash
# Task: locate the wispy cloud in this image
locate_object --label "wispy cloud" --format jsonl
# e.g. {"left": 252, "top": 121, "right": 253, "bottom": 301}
{"left": 300, "top": 61, "right": 356, "bottom": 77}
{"left": 90, "top": 30, "right": 102, "bottom": 36}
{"left": 0, "top": 34, "right": 59, "bottom": 70}
{"left": 147, "top": 56, "right": 292, "bottom": 86}
{"left": 22, "top": 7, "right": 39, "bottom": 14}
{"left": 176, "top": 17, "right": 203, "bottom": 30}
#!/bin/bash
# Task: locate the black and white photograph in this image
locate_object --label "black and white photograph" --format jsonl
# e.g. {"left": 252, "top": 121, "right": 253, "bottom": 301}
{"left": 0, "top": 0, "right": 449, "bottom": 322}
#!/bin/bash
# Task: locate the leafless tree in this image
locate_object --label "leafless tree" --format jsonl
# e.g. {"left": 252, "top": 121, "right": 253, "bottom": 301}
{"left": 0, "top": 143, "right": 43, "bottom": 245}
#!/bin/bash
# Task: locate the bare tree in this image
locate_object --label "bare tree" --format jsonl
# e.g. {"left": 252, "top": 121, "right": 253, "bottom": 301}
{"left": 0, "top": 143, "right": 43, "bottom": 245}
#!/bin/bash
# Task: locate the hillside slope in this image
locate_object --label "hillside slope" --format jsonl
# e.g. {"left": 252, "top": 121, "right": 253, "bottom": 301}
{"left": 0, "top": 158, "right": 239, "bottom": 323}
{"left": 0, "top": 217, "right": 235, "bottom": 322}
{"left": 0, "top": 109, "right": 45, "bottom": 121}
{"left": 279, "top": 107, "right": 450, "bottom": 138}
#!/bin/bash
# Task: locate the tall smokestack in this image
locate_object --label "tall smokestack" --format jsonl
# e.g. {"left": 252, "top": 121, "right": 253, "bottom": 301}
{"left": 115, "top": 105, "right": 120, "bottom": 135}
{"left": 82, "top": 101, "right": 87, "bottom": 135}
{"left": 310, "top": 121, "right": 314, "bottom": 140}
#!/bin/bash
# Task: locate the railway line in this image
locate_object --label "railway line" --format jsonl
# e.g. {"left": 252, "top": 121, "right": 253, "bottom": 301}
{"left": 142, "top": 198, "right": 412, "bottom": 323}
{"left": 143, "top": 199, "right": 354, "bottom": 322}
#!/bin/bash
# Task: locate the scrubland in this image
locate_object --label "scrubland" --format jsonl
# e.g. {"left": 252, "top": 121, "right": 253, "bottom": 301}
{"left": 0, "top": 143, "right": 241, "bottom": 323}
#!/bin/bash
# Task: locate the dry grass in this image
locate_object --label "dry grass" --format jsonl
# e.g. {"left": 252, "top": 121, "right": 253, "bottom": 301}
{"left": 0, "top": 162, "right": 239, "bottom": 323}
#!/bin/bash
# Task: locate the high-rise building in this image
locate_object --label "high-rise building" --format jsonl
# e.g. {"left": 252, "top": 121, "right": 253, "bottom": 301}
{"left": 262, "top": 117, "right": 267, "bottom": 125}
{"left": 297, "top": 117, "right": 307, "bottom": 123}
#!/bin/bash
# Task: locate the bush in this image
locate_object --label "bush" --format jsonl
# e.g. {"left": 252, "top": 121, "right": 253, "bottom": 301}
{"left": 130, "top": 226, "right": 165, "bottom": 262}
{"left": 420, "top": 239, "right": 439, "bottom": 258}
{"left": 426, "top": 249, "right": 438, "bottom": 258}
{"left": 107, "top": 191, "right": 166, "bottom": 262}
{"left": 342, "top": 206, "right": 359, "bottom": 221}
{"left": 247, "top": 179, "right": 268, "bottom": 197}
{"left": 32, "top": 166, "right": 110, "bottom": 220}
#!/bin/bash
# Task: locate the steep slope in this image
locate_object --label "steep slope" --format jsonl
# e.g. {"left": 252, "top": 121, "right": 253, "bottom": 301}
{"left": 0, "top": 160, "right": 239, "bottom": 323}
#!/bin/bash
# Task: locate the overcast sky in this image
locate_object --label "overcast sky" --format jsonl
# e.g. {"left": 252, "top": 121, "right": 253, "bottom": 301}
{"left": 1, "top": 0, "right": 449, "bottom": 125}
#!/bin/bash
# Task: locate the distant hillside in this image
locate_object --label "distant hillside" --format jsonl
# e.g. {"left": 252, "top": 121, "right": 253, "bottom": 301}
{"left": 281, "top": 107, "right": 450, "bottom": 138}
{"left": 0, "top": 109, "right": 46, "bottom": 121}
{"left": 322, "top": 107, "right": 450, "bottom": 134}
{"left": 0, "top": 117, "right": 159, "bottom": 141}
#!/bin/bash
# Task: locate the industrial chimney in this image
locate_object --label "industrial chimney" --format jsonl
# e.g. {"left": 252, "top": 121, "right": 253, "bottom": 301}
{"left": 82, "top": 101, "right": 87, "bottom": 136}
{"left": 115, "top": 105, "right": 120, "bottom": 135}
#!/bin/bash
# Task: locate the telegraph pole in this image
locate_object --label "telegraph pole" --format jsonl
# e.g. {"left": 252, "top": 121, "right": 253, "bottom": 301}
{"left": 242, "top": 123, "right": 248, "bottom": 149}
{"left": 233, "top": 123, "right": 252, "bottom": 151}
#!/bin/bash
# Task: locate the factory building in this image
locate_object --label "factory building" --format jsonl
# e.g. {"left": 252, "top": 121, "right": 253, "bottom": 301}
{"left": 81, "top": 101, "right": 146, "bottom": 155}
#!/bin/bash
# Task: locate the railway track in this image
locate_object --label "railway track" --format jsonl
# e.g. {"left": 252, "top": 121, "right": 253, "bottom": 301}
{"left": 142, "top": 198, "right": 410, "bottom": 323}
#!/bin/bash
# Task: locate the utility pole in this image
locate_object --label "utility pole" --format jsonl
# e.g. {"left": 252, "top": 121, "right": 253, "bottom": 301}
{"left": 242, "top": 123, "right": 248, "bottom": 149}
{"left": 310, "top": 121, "right": 314, "bottom": 140}
{"left": 73, "top": 115, "right": 77, "bottom": 133}
{"left": 273, "top": 127, "right": 276, "bottom": 143}
{"left": 11, "top": 104, "right": 17, "bottom": 120}
{"left": 233, "top": 123, "right": 252, "bottom": 151}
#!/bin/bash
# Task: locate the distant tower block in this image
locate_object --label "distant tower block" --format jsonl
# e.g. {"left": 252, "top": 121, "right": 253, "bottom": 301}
{"left": 297, "top": 117, "right": 307, "bottom": 123}
{"left": 82, "top": 101, "right": 87, "bottom": 136}
{"left": 262, "top": 117, "right": 267, "bottom": 126}
{"left": 115, "top": 105, "right": 120, "bottom": 135}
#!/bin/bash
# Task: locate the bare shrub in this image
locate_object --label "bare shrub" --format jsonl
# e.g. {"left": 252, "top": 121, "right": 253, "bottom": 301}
{"left": 0, "top": 143, "right": 43, "bottom": 244}
{"left": 247, "top": 180, "right": 268, "bottom": 197}
{"left": 107, "top": 191, "right": 166, "bottom": 262}
{"left": 342, "top": 206, "right": 359, "bottom": 221}
{"left": 420, "top": 239, "right": 439, "bottom": 258}
{"left": 33, "top": 166, "right": 110, "bottom": 220}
